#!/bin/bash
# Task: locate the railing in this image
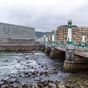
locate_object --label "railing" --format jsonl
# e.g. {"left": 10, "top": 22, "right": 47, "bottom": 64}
{"left": 43, "top": 41, "right": 88, "bottom": 51}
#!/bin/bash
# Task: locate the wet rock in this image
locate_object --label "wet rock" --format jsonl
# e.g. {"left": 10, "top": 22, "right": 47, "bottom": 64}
{"left": 48, "top": 83, "right": 56, "bottom": 88}
{"left": 39, "top": 71, "right": 49, "bottom": 77}
{"left": 41, "top": 65, "right": 44, "bottom": 68}
{"left": 57, "top": 84, "right": 65, "bottom": 88}
{"left": 44, "top": 72, "right": 49, "bottom": 77}
{"left": 19, "top": 75, "right": 22, "bottom": 77}
{"left": 22, "top": 84, "right": 30, "bottom": 88}
{"left": 7, "top": 77, "right": 17, "bottom": 84}
{"left": 31, "top": 71, "right": 38, "bottom": 77}
{"left": 1, "top": 79, "right": 8, "bottom": 84}
{"left": 24, "top": 72, "right": 29, "bottom": 76}
{"left": 37, "top": 82, "right": 44, "bottom": 88}
{"left": 1, "top": 84, "right": 14, "bottom": 88}
{"left": 42, "top": 87, "right": 48, "bottom": 88}
{"left": 25, "top": 57, "right": 29, "bottom": 60}
{"left": 17, "top": 60, "right": 20, "bottom": 63}
{"left": 26, "top": 62, "right": 30, "bottom": 64}
{"left": 4, "top": 60, "right": 9, "bottom": 62}
{"left": 39, "top": 72, "right": 43, "bottom": 76}
{"left": 0, "top": 80, "right": 4, "bottom": 85}
{"left": 43, "top": 81, "right": 49, "bottom": 86}
{"left": 55, "top": 81, "right": 60, "bottom": 86}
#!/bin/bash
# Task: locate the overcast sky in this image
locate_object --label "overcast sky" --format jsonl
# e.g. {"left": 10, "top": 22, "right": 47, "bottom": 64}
{"left": 0, "top": 0, "right": 88, "bottom": 32}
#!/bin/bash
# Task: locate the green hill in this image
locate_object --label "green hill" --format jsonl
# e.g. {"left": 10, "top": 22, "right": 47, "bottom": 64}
{"left": 35, "top": 31, "right": 49, "bottom": 38}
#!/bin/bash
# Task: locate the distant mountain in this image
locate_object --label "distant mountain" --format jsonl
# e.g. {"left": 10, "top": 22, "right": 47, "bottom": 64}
{"left": 35, "top": 31, "right": 49, "bottom": 38}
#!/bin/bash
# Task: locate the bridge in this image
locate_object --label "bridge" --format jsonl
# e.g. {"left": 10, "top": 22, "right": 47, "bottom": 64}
{"left": 39, "top": 20, "right": 88, "bottom": 72}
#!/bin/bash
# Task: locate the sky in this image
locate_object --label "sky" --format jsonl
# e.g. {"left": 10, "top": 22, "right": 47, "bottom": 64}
{"left": 0, "top": 0, "right": 88, "bottom": 32}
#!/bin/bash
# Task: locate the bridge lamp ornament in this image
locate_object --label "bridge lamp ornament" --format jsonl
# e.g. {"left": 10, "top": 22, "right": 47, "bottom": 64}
{"left": 81, "top": 32, "right": 86, "bottom": 46}
{"left": 41, "top": 37, "right": 44, "bottom": 43}
{"left": 52, "top": 30, "right": 56, "bottom": 43}
{"left": 67, "top": 20, "right": 72, "bottom": 44}
{"left": 41, "top": 37, "right": 42, "bottom": 42}
{"left": 43, "top": 34, "right": 48, "bottom": 43}
{"left": 45, "top": 35, "right": 48, "bottom": 43}
{"left": 43, "top": 35, "right": 46, "bottom": 43}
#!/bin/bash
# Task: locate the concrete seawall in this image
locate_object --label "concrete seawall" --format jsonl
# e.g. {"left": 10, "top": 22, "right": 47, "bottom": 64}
{"left": 0, "top": 42, "right": 42, "bottom": 52}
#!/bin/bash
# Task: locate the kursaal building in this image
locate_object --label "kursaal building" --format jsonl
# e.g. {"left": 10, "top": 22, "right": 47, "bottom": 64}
{"left": 0, "top": 22, "right": 35, "bottom": 44}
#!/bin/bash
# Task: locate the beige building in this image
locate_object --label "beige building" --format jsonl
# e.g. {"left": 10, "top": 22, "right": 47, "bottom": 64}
{"left": 47, "top": 25, "right": 88, "bottom": 44}
{"left": 76, "top": 27, "right": 88, "bottom": 43}
{"left": 55, "top": 25, "right": 78, "bottom": 44}
{"left": 47, "top": 32, "right": 52, "bottom": 42}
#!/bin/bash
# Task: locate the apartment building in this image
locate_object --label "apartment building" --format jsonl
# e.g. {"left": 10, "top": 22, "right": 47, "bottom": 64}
{"left": 47, "top": 32, "right": 52, "bottom": 42}
{"left": 55, "top": 25, "right": 78, "bottom": 44}
{"left": 76, "top": 27, "right": 88, "bottom": 43}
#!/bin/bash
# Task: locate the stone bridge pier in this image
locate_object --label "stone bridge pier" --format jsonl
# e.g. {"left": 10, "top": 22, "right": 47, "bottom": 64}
{"left": 50, "top": 46, "right": 65, "bottom": 59}
{"left": 44, "top": 45, "right": 65, "bottom": 59}
{"left": 45, "top": 45, "right": 51, "bottom": 55}
{"left": 40, "top": 43, "right": 45, "bottom": 51}
{"left": 64, "top": 44, "right": 75, "bottom": 71}
{"left": 64, "top": 20, "right": 88, "bottom": 72}
{"left": 64, "top": 44, "right": 88, "bottom": 72}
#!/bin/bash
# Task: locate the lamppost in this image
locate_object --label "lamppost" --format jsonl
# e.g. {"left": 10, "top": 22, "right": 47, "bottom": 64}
{"left": 43, "top": 35, "right": 46, "bottom": 43}
{"left": 45, "top": 34, "right": 48, "bottom": 44}
{"left": 41, "top": 37, "right": 43, "bottom": 43}
{"left": 66, "top": 20, "right": 74, "bottom": 61}
{"left": 81, "top": 32, "right": 86, "bottom": 48}
{"left": 51, "top": 30, "right": 56, "bottom": 46}
{"left": 67, "top": 20, "right": 73, "bottom": 44}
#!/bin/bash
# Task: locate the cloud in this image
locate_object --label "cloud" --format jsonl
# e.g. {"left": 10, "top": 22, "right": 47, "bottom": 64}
{"left": 0, "top": 0, "right": 88, "bottom": 31}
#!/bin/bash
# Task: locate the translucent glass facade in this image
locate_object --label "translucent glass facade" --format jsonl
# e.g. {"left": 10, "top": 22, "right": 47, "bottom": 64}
{"left": 0, "top": 22, "right": 35, "bottom": 43}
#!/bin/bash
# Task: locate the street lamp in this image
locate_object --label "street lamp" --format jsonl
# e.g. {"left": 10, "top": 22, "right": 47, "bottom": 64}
{"left": 81, "top": 32, "right": 86, "bottom": 48}
{"left": 51, "top": 30, "right": 56, "bottom": 46}
{"left": 67, "top": 20, "right": 73, "bottom": 44}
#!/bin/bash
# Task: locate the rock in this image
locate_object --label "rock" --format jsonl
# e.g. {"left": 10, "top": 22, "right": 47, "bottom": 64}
{"left": 57, "top": 84, "right": 65, "bottom": 88}
{"left": 31, "top": 71, "right": 38, "bottom": 76}
{"left": 43, "top": 87, "right": 49, "bottom": 88}
{"left": 1, "top": 85, "right": 14, "bottom": 88}
{"left": 48, "top": 83, "right": 56, "bottom": 88}
{"left": 37, "top": 82, "right": 44, "bottom": 88}
{"left": 25, "top": 57, "right": 29, "bottom": 60}
{"left": 22, "top": 84, "right": 30, "bottom": 88}
{"left": 43, "top": 81, "right": 49, "bottom": 86}
{"left": 17, "top": 60, "right": 20, "bottom": 63}
{"left": 4, "top": 60, "right": 9, "bottom": 62}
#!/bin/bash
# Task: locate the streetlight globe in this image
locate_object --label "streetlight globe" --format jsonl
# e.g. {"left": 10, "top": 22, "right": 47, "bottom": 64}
{"left": 68, "top": 20, "right": 72, "bottom": 24}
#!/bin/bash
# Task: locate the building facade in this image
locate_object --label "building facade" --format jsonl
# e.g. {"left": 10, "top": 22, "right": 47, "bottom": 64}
{"left": 76, "top": 27, "right": 88, "bottom": 43}
{"left": 55, "top": 25, "right": 78, "bottom": 44}
{"left": 47, "top": 32, "right": 52, "bottom": 42}
{"left": 0, "top": 22, "right": 35, "bottom": 44}
{"left": 42, "top": 24, "right": 88, "bottom": 45}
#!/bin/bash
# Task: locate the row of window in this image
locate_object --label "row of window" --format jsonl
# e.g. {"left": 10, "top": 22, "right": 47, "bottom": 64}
{"left": 7, "top": 39, "right": 34, "bottom": 44}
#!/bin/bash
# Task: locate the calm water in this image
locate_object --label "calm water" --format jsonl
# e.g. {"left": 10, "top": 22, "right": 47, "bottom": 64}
{"left": 0, "top": 52, "right": 69, "bottom": 85}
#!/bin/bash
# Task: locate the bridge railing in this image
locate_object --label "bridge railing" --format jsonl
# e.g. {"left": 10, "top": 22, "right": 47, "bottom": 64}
{"left": 43, "top": 41, "right": 88, "bottom": 51}
{"left": 72, "top": 43, "right": 88, "bottom": 51}
{"left": 43, "top": 42, "right": 66, "bottom": 48}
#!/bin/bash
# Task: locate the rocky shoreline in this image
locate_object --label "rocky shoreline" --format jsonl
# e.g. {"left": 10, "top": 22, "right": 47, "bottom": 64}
{"left": 1, "top": 73, "right": 88, "bottom": 88}
{"left": 0, "top": 70, "right": 67, "bottom": 88}
{"left": 0, "top": 52, "right": 88, "bottom": 88}
{"left": 0, "top": 52, "right": 68, "bottom": 88}
{"left": 64, "top": 72, "right": 88, "bottom": 88}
